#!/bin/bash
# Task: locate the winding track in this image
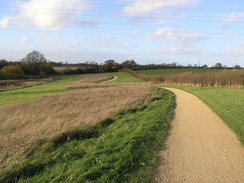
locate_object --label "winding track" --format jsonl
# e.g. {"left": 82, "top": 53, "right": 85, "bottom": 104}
{"left": 102, "top": 75, "right": 118, "bottom": 83}
{"left": 156, "top": 88, "right": 244, "bottom": 183}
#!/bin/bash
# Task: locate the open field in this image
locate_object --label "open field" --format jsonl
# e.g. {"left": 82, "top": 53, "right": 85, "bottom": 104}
{"left": 67, "top": 74, "right": 113, "bottom": 89}
{"left": 0, "top": 75, "right": 80, "bottom": 107}
{"left": 0, "top": 74, "right": 116, "bottom": 107}
{"left": 0, "top": 84, "right": 156, "bottom": 155}
{"left": 1, "top": 71, "right": 243, "bottom": 182}
{"left": 0, "top": 75, "right": 174, "bottom": 182}
{"left": 138, "top": 68, "right": 223, "bottom": 76}
{"left": 161, "top": 84, "right": 244, "bottom": 144}
{"left": 111, "top": 72, "right": 142, "bottom": 83}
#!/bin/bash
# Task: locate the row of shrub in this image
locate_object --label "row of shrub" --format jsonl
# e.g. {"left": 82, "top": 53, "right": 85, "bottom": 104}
{"left": 0, "top": 65, "right": 25, "bottom": 80}
{"left": 122, "top": 69, "right": 244, "bottom": 88}
{"left": 0, "top": 63, "right": 56, "bottom": 80}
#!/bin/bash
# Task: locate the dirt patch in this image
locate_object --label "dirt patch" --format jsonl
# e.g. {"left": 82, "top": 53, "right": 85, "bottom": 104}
{"left": 155, "top": 88, "right": 244, "bottom": 183}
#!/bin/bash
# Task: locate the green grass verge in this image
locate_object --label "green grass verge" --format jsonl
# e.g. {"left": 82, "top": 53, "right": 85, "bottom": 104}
{"left": 162, "top": 84, "right": 244, "bottom": 144}
{"left": 111, "top": 72, "right": 142, "bottom": 83}
{"left": 138, "top": 68, "right": 222, "bottom": 76}
{"left": 0, "top": 73, "right": 140, "bottom": 107}
{"left": 0, "top": 75, "right": 81, "bottom": 107}
{"left": 0, "top": 89, "right": 175, "bottom": 183}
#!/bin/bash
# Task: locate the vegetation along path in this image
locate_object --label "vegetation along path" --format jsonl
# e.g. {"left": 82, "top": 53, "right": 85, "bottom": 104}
{"left": 156, "top": 88, "right": 244, "bottom": 183}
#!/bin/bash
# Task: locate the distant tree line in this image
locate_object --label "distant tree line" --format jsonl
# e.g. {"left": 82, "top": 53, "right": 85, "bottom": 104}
{"left": 0, "top": 50, "right": 242, "bottom": 80}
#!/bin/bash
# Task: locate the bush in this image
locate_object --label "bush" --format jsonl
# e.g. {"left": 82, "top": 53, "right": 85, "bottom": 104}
{"left": 0, "top": 65, "right": 25, "bottom": 79}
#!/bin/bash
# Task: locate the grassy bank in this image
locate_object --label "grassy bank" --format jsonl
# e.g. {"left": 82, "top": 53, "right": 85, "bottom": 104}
{"left": 162, "top": 84, "right": 244, "bottom": 144}
{"left": 0, "top": 89, "right": 175, "bottom": 183}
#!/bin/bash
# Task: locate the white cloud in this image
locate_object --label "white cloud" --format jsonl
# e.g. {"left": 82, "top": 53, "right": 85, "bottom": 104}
{"left": 224, "top": 44, "right": 244, "bottom": 58}
{"left": 146, "top": 27, "right": 205, "bottom": 43}
{"left": 152, "top": 44, "right": 204, "bottom": 56}
{"left": 121, "top": 41, "right": 130, "bottom": 48}
{"left": 1, "top": 0, "right": 91, "bottom": 31}
{"left": 19, "top": 37, "right": 30, "bottom": 43}
{"left": 80, "top": 15, "right": 102, "bottom": 28}
{"left": 153, "top": 47, "right": 177, "bottom": 54}
{"left": 218, "top": 11, "right": 244, "bottom": 28}
{"left": 69, "top": 41, "right": 80, "bottom": 51}
{"left": 42, "top": 35, "right": 62, "bottom": 45}
{"left": 0, "top": 17, "right": 11, "bottom": 28}
{"left": 123, "top": 0, "right": 196, "bottom": 16}
{"left": 156, "top": 9, "right": 186, "bottom": 24}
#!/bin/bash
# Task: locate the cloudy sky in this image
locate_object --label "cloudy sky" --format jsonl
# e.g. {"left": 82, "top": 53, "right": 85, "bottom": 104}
{"left": 0, "top": 0, "right": 243, "bottom": 67}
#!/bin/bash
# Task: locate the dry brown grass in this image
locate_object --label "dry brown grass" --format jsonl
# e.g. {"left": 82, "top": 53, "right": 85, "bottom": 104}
{"left": 0, "top": 77, "right": 56, "bottom": 92}
{"left": 122, "top": 69, "right": 244, "bottom": 88}
{"left": 164, "top": 69, "right": 244, "bottom": 88}
{"left": 67, "top": 74, "right": 113, "bottom": 89}
{"left": 0, "top": 83, "right": 157, "bottom": 171}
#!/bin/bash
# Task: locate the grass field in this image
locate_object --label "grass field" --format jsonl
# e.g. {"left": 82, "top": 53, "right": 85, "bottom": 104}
{"left": 0, "top": 84, "right": 156, "bottom": 155}
{"left": 0, "top": 72, "right": 175, "bottom": 182}
{"left": 0, "top": 88, "right": 174, "bottom": 183}
{"left": 161, "top": 84, "right": 244, "bottom": 144}
{"left": 111, "top": 72, "right": 142, "bottom": 83}
{"left": 0, "top": 75, "right": 81, "bottom": 107}
{"left": 138, "top": 68, "right": 222, "bottom": 76}
{"left": 0, "top": 74, "right": 116, "bottom": 107}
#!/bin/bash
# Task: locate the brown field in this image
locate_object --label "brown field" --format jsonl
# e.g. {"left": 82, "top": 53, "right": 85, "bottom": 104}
{"left": 0, "top": 83, "right": 157, "bottom": 171}
{"left": 67, "top": 74, "right": 113, "bottom": 89}
{"left": 0, "top": 77, "right": 56, "bottom": 92}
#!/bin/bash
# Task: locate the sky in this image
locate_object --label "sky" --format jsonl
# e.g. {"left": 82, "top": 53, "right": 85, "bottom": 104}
{"left": 0, "top": 0, "right": 243, "bottom": 67}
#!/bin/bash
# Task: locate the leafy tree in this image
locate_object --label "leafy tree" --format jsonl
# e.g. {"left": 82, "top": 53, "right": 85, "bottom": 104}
{"left": 122, "top": 60, "right": 137, "bottom": 69}
{"left": 233, "top": 65, "right": 241, "bottom": 69}
{"left": 99, "top": 60, "right": 118, "bottom": 72}
{"left": 22, "top": 50, "right": 47, "bottom": 63}
{"left": 21, "top": 50, "right": 56, "bottom": 75}
{"left": 0, "top": 64, "right": 25, "bottom": 79}
{"left": 202, "top": 64, "right": 208, "bottom": 68}
{"left": 0, "top": 59, "right": 11, "bottom": 69}
{"left": 213, "top": 63, "right": 223, "bottom": 68}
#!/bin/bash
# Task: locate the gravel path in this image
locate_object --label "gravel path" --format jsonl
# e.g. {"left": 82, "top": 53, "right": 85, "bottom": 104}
{"left": 155, "top": 87, "right": 244, "bottom": 183}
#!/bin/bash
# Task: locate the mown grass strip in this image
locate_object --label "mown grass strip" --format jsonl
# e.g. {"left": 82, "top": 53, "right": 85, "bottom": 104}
{"left": 0, "top": 89, "right": 175, "bottom": 183}
{"left": 111, "top": 72, "right": 142, "bottom": 83}
{"left": 162, "top": 84, "right": 244, "bottom": 144}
